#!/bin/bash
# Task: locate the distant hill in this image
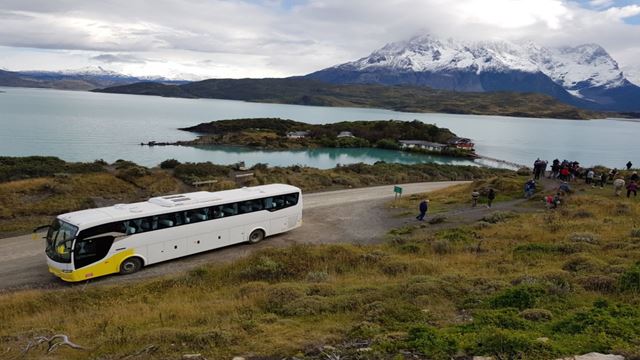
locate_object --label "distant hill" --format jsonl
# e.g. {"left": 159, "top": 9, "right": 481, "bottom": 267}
{"left": 94, "top": 77, "right": 601, "bottom": 119}
{"left": 307, "top": 34, "right": 640, "bottom": 112}
{"left": 0, "top": 67, "right": 188, "bottom": 91}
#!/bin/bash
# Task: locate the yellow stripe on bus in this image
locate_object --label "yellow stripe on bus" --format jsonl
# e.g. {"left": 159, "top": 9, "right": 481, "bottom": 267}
{"left": 49, "top": 249, "right": 136, "bottom": 282}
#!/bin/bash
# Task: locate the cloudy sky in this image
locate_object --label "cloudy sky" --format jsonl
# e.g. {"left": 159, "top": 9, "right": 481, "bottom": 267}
{"left": 0, "top": 0, "right": 639, "bottom": 82}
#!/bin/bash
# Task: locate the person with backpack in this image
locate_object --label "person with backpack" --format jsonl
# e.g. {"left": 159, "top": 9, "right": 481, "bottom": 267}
{"left": 471, "top": 190, "right": 480, "bottom": 207}
{"left": 524, "top": 180, "right": 536, "bottom": 198}
{"left": 613, "top": 178, "right": 625, "bottom": 196}
{"left": 627, "top": 181, "right": 638, "bottom": 198}
{"left": 487, "top": 188, "right": 496, "bottom": 208}
{"left": 416, "top": 199, "right": 429, "bottom": 221}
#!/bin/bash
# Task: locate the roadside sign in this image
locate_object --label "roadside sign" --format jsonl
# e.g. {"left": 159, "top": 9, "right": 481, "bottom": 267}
{"left": 394, "top": 186, "right": 403, "bottom": 200}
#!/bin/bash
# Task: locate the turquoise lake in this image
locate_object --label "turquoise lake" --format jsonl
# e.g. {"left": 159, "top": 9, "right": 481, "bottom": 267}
{"left": 1, "top": 86, "right": 637, "bottom": 169}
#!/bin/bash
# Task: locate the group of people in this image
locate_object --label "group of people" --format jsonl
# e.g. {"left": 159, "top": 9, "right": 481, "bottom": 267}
{"left": 415, "top": 158, "right": 637, "bottom": 221}
{"left": 528, "top": 158, "right": 639, "bottom": 209}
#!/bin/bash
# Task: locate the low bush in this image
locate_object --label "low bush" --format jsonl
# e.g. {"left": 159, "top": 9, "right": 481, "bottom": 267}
{"left": 489, "top": 286, "right": 544, "bottom": 310}
{"left": 562, "top": 255, "right": 604, "bottom": 273}
{"left": 520, "top": 308, "right": 553, "bottom": 322}
{"left": 618, "top": 263, "right": 640, "bottom": 293}
{"left": 471, "top": 329, "right": 556, "bottom": 360}
{"left": 567, "top": 232, "right": 600, "bottom": 244}
{"left": 630, "top": 228, "right": 640, "bottom": 238}
{"left": 431, "top": 239, "right": 452, "bottom": 255}
{"left": 159, "top": 159, "right": 181, "bottom": 169}
{"left": 482, "top": 211, "right": 516, "bottom": 224}
{"left": 579, "top": 275, "right": 617, "bottom": 293}
{"left": 406, "top": 326, "right": 458, "bottom": 360}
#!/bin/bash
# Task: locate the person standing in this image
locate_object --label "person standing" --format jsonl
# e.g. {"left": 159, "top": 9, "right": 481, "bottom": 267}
{"left": 627, "top": 181, "right": 638, "bottom": 198}
{"left": 613, "top": 178, "right": 625, "bottom": 196}
{"left": 627, "top": 161, "right": 633, "bottom": 170}
{"left": 586, "top": 169, "right": 594, "bottom": 185}
{"left": 487, "top": 188, "right": 496, "bottom": 208}
{"left": 631, "top": 171, "right": 639, "bottom": 182}
{"left": 599, "top": 173, "right": 607, "bottom": 188}
{"left": 471, "top": 190, "right": 480, "bottom": 207}
{"left": 416, "top": 199, "right": 429, "bottom": 221}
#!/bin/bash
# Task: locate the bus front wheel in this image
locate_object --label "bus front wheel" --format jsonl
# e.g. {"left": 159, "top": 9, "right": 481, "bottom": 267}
{"left": 120, "top": 257, "right": 143, "bottom": 275}
{"left": 249, "top": 229, "right": 265, "bottom": 244}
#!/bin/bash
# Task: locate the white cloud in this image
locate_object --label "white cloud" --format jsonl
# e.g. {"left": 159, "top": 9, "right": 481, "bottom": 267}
{"left": 0, "top": 0, "right": 638, "bottom": 80}
{"left": 604, "top": 5, "right": 640, "bottom": 19}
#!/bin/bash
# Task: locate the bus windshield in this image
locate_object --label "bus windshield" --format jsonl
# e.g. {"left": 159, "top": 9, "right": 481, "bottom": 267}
{"left": 45, "top": 219, "right": 78, "bottom": 263}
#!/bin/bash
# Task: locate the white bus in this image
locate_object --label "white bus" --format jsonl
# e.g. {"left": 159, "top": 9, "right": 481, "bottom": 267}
{"left": 40, "top": 184, "right": 302, "bottom": 282}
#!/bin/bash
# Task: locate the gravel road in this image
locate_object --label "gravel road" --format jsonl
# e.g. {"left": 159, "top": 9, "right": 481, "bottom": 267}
{"left": 0, "top": 181, "right": 467, "bottom": 292}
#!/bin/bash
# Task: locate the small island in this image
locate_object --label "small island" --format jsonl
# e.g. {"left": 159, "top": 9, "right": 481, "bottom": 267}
{"left": 142, "top": 118, "right": 476, "bottom": 158}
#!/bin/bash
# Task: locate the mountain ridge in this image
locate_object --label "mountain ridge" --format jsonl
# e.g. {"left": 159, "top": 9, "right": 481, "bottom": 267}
{"left": 306, "top": 35, "right": 640, "bottom": 111}
{"left": 0, "top": 67, "right": 189, "bottom": 91}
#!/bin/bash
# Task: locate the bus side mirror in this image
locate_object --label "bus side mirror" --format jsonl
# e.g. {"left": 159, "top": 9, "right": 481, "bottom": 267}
{"left": 33, "top": 224, "right": 50, "bottom": 233}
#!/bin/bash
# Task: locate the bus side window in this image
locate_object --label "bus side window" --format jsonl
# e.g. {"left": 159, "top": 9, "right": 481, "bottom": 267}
{"left": 222, "top": 203, "right": 237, "bottom": 217}
{"left": 156, "top": 214, "right": 175, "bottom": 229}
{"left": 264, "top": 197, "right": 274, "bottom": 210}
{"left": 210, "top": 206, "right": 223, "bottom": 219}
{"left": 285, "top": 193, "right": 299, "bottom": 206}
{"left": 186, "top": 208, "right": 208, "bottom": 223}
{"left": 251, "top": 200, "right": 263, "bottom": 211}
{"left": 123, "top": 221, "right": 137, "bottom": 235}
{"left": 138, "top": 218, "right": 152, "bottom": 232}
{"left": 238, "top": 201, "right": 252, "bottom": 214}
{"left": 273, "top": 196, "right": 285, "bottom": 209}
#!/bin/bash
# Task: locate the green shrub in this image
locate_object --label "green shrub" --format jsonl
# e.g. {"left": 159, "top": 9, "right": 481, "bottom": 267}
{"left": 630, "top": 228, "right": 640, "bottom": 238}
{"left": 239, "top": 256, "right": 286, "bottom": 282}
{"left": 472, "top": 329, "right": 555, "bottom": 360}
{"left": 160, "top": 159, "right": 181, "bottom": 169}
{"left": 116, "top": 166, "right": 150, "bottom": 182}
{"left": 406, "top": 326, "right": 458, "bottom": 360}
{"left": 552, "top": 302, "right": 640, "bottom": 341}
{"left": 619, "top": 264, "right": 640, "bottom": 293}
{"left": 520, "top": 308, "right": 553, "bottom": 322}
{"left": 489, "top": 286, "right": 544, "bottom": 310}
{"left": 475, "top": 309, "right": 528, "bottom": 329}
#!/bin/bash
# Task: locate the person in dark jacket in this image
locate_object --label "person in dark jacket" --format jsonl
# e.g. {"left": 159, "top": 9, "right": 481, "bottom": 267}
{"left": 630, "top": 171, "right": 639, "bottom": 182}
{"left": 487, "top": 189, "right": 496, "bottom": 208}
{"left": 627, "top": 181, "right": 638, "bottom": 198}
{"left": 627, "top": 161, "right": 633, "bottom": 170}
{"left": 416, "top": 199, "right": 429, "bottom": 221}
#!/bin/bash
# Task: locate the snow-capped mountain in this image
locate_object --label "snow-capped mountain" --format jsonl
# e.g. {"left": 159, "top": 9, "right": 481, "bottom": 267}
{"left": 307, "top": 35, "right": 640, "bottom": 111}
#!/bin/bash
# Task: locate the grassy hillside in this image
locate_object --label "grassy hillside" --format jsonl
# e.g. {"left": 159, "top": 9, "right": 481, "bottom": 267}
{"left": 94, "top": 78, "right": 603, "bottom": 120}
{"left": 2, "top": 177, "right": 640, "bottom": 359}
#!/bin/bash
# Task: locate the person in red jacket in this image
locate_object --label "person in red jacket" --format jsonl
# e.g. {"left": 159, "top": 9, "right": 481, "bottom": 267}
{"left": 627, "top": 181, "right": 638, "bottom": 198}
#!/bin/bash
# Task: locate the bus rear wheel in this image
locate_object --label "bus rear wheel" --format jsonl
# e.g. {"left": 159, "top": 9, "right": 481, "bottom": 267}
{"left": 120, "top": 257, "right": 143, "bottom": 275}
{"left": 249, "top": 229, "right": 265, "bottom": 244}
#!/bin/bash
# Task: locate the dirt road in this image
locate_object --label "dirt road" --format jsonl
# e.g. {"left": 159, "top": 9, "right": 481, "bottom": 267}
{"left": 0, "top": 181, "right": 467, "bottom": 292}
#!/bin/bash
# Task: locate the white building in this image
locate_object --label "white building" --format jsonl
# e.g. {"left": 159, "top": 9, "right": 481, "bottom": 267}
{"left": 399, "top": 140, "right": 447, "bottom": 152}
{"left": 337, "top": 131, "right": 355, "bottom": 138}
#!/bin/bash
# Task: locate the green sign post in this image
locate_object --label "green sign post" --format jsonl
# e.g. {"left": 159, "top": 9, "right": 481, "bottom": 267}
{"left": 394, "top": 185, "right": 403, "bottom": 200}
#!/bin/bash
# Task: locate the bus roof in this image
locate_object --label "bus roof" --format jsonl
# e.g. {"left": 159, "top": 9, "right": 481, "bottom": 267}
{"left": 58, "top": 184, "right": 301, "bottom": 229}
